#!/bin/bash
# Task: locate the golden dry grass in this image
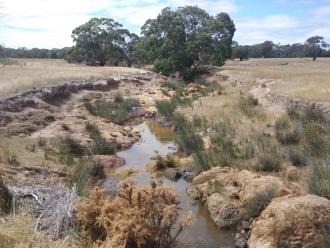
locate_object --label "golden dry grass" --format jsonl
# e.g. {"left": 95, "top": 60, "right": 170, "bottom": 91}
{"left": 221, "top": 58, "right": 330, "bottom": 101}
{"left": 0, "top": 59, "right": 147, "bottom": 98}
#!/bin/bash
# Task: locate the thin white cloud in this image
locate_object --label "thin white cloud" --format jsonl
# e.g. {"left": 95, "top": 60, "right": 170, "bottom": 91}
{"left": 0, "top": 0, "right": 238, "bottom": 48}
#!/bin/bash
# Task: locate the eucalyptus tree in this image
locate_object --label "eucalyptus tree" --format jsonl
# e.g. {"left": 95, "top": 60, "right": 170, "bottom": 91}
{"left": 136, "top": 6, "right": 236, "bottom": 79}
{"left": 71, "top": 18, "right": 137, "bottom": 66}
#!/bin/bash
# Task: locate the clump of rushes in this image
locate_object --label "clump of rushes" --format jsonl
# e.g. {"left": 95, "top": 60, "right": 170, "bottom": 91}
{"left": 160, "top": 80, "right": 185, "bottom": 91}
{"left": 244, "top": 186, "right": 277, "bottom": 219}
{"left": 57, "top": 136, "right": 85, "bottom": 165}
{"left": 256, "top": 153, "right": 282, "bottom": 172}
{"left": 238, "top": 95, "right": 258, "bottom": 117}
{"left": 69, "top": 159, "right": 105, "bottom": 196}
{"left": 85, "top": 122, "right": 116, "bottom": 155}
{"left": 155, "top": 154, "right": 176, "bottom": 170}
{"left": 307, "top": 160, "right": 330, "bottom": 199}
{"left": 85, "top": 97, "right": 139, "bottom": 125}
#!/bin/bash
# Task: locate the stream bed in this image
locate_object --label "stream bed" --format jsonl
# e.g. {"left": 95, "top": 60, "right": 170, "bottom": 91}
{"left": 108, "top": 121, "right": 235, "bottom": 248}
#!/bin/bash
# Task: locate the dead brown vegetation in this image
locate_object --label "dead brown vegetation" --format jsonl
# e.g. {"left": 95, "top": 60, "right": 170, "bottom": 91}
{"left": 76, "top": 180, "right": 193, "bottom": 248}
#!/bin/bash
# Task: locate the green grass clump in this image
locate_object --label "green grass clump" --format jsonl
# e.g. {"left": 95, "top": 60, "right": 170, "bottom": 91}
{"left": 244, "top": 186, "right": 277, "bottom": 219}
{"left": 85, "top": 123, "right": 116, "bottom": 155}
{"left": 275, "top": 116, "right": 301, "bottom": 145}
{"left": 69, "top": 159, "right": 105, "bottom": 196}
{"left": 238, "top": 95, "right": 259, "bottom": 117}
{"left": 172, "top": 114, "right": 204, "bottom": 155}
{"left": 0, "top": 179, "right": 12, "bottom": 215}
{"left": 85, "top": 98, "right": 139, "bottom": 125}
{"left": 307, "top": 160, "right": 330, "bottom": 199}
{"left": 155, "top": 100, "right": 176, "bottom": 119}
{"left": 256, "top": 153, "right": 282, "bottom": 172}
{"left": 160, "top": 80, "right": 185, "bottom": 91}
{"left": 155, "top": 155, "right": 176, "bottom": 170}
{"left": 58, "top": 136, "right": 85, "bottom": 165}
{"left": 286, "top": 147, "right": 307, "bottom": 167}
{"left": 304, "top": 124, "right": 328, "bottom": 157}
{"left": 199, "top": 81, "right": 223, "bottom": 96}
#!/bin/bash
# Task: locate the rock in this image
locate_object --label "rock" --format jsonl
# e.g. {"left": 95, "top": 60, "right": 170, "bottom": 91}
{"left": 189, "top": 166, "right": 293, "bottom": 230}
{"left": 0, "top": 179, "right": 12, "bottom": 215}
{"left": 207, "top": 193, "right": 240, "bottom": 228}
{"left": 92, "top": 155, "right": 125, "bottom": 168}
{"left": 248, "top": 194, "right": 330, "bottom": 248}
{"left": 241, "top": 220, "right": 250, "bottom": 230}
{"left": 235, "top": 238, "right": 247, "bottom": 248}
{"left": 164, "top": 168, "right": 182, "bottom": 181}
{"left": 115, "top": 136, "right": 135, "bottom": 148}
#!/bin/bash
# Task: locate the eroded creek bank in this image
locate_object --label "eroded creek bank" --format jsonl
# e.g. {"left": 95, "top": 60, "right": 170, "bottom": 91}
{"left": 106, "top": 121, "right": 235, "bottom": 247}
{"left": 0, "top": 72, "right": 235, "bottom": 247}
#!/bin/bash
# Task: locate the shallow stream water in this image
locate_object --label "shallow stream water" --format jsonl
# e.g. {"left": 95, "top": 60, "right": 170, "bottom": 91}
{"left": 109, "top": 121, "right": 235, "bottom": 248}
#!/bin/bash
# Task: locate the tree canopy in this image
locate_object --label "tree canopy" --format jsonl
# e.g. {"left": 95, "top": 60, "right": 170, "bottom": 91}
{"left": 134, "top": 6, "right": 235, "bottom": 78}
{"left": 69, "top": 18, "right": 138, "bottom": 66}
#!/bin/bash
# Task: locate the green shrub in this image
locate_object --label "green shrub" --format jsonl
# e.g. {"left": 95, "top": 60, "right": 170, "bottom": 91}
{"left": 307, "top": 160, "right": 330, "bottom": 199}
{"left": 276, "top": 128, "right": 301, "bottom": 145}
{"left": 275, "top": 116, "right": 290, "bottom": 130}
{"left": 244, "top": 186, "right": 277, "bottom": 219}
{"left": 86, "top": 122, "right": 101, "bottom": 140}
{"left": 256, "top": 153, "right": 282, "bottom": 172}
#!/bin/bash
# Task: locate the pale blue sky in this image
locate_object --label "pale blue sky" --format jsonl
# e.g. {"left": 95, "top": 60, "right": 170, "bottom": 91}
{"left": 1, "top": 0, "right": 329, "bottom": 48}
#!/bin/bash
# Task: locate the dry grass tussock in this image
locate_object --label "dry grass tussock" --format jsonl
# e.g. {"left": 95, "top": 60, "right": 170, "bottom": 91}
{"left": 0, "top": 59, "right": 146, "bottom": 98}
{"left": 0, "top": 215, "right": 80, "bottom": 248}
{"left": 76, "top": 179, "right": 193, "bottom": 248}
{"left": 222, "top": 58, "right": 330, "bottom": 101}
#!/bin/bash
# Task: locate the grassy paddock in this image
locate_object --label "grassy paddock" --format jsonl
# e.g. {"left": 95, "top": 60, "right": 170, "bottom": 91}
{"left": 0, "top": 59, "right": 146, "bottom": 98}
{"left": 222, "top": 58, "right": 330, "bottom": 101}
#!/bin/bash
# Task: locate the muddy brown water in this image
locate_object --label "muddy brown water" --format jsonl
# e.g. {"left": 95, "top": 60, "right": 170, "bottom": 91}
{"left": 107, "top": 121, "right": 235, "bottom": 248}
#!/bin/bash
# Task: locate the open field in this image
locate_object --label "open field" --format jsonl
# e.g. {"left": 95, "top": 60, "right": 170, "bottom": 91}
{"left": 0, "top": 59, "right": 146, "bottom": 98}
{"left": 221, "top": 58, "right": 330, "bottom": 101}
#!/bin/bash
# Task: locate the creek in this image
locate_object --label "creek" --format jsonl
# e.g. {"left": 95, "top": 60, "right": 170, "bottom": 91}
{"left": 107, "top": 121, "right": 234, "bottom": 248}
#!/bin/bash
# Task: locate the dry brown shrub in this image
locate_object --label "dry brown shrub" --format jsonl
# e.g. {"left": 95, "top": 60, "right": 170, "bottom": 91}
{"left": 76, "top": 180, "right": 193, "bottom": 248}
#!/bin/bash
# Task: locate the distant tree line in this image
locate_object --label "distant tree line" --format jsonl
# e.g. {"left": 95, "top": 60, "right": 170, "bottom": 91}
{"left": 233, "top": 36, "right": 330, "bottom": 61}
{"left": 1, "top": 46, "right": 70, "bottom": 59}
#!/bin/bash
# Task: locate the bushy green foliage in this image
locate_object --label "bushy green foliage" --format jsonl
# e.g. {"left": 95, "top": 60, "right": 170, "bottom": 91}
{"left": 138, "top": 6, "right": 235, "bottom": 76}
{"left": 307, "top": 160, "right": 330, "bottom": 199}
{"left": 244, "top": 186, "right": 277, "bottom": 219}
{"left": 85, "top": 98, "right": 139, "bottom": 125}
